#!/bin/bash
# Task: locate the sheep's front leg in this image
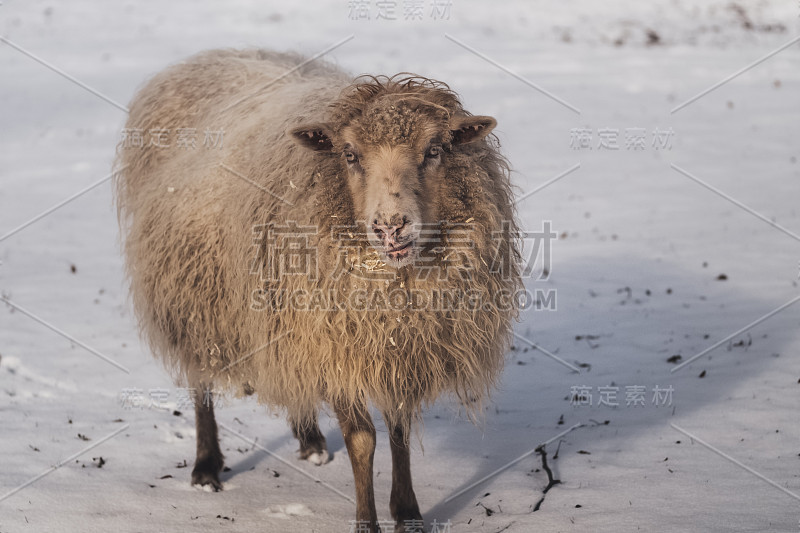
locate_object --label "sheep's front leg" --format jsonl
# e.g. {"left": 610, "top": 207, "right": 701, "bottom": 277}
{"left": 191, "top": 386, "right": 224, "bottom": 491}
{"left": 335, "top": 402, "right": 378, "bottom": 531}
{"left": 290, "top": 413, "right": 329, "bottom": 465}
{"left": 384, "top": 416, "right": 423, "bottom": 533}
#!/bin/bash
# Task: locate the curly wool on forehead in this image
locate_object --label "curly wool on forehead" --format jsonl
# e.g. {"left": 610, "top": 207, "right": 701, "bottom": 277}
{"left": 357, "top": 96, "right": 451, "bottom": 145}
{"left": 328, "top": 75, "right": 464, "bottom": 145}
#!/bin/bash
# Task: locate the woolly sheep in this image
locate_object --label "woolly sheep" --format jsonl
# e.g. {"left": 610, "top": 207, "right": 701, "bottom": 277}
{"left": 115, "top": 48, "right": 521, "bottom": 532}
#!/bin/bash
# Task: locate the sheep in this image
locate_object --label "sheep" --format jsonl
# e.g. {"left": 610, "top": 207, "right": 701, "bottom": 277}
{"left": 115, "top": 48, "right": 521, "bottom": 532}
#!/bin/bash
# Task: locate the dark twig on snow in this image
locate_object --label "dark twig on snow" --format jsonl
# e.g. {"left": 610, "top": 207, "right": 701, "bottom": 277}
{"left": 532, "top": 443, "right": 561, "bottom": 512}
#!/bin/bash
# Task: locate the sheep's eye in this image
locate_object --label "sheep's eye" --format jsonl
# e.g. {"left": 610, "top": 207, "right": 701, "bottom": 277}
{"left": 344, "top": 150, "right": 358, "bottom": 164}
{"left": 425, "top": 145, "right": 442, "bottom": 158}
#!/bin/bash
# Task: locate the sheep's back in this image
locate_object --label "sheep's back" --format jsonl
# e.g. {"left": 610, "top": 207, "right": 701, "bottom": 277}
{"left": 115, "top": 49, "right": 349, "bottom": 388}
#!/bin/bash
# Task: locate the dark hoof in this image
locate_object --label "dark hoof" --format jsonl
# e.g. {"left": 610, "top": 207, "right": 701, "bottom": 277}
{"left": 191, "top": 469, "right": 223, "bottom": 491}
{"left": 297, "top": 435, "right": 330, "bottom": 465}
{"left": 191, "top": 456, "right": 224, "bottom": 491}
{"left": 300, "top": 448, "right": 330, "bottom": 465}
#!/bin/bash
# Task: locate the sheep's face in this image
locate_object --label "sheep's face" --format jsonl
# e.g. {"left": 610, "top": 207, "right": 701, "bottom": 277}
{"left": 291, "top": 95, "right": 495, "bottom": 269}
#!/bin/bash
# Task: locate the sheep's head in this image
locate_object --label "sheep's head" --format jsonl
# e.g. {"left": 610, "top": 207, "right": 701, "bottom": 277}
{"left": 290, "top": 91, "right": 496, "bottom": 268}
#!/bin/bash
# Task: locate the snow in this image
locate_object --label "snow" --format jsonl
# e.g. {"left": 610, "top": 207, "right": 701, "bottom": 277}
{"left": 1, "top": 1, "right": 799, "bottom": 532}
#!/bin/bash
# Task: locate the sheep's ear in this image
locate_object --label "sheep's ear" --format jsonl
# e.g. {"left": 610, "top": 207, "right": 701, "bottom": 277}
{"left": 450, "top": 115, "right": 496, "bottom": 145}
{"left": 289, "top": 124, "right": 334, "bottom": 151}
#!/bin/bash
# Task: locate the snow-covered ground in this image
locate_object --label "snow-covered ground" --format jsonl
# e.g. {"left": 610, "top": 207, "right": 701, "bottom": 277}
{"left": 1, "top": 1, "right": 799, "bottom": 532}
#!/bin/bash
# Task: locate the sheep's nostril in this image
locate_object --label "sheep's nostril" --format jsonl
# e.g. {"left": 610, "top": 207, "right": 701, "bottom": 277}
{"left": 373, "top": 223, "right": 400, "bottom": 246}
{"left": 372, "top": 216, "right": 413, "bottom": 247}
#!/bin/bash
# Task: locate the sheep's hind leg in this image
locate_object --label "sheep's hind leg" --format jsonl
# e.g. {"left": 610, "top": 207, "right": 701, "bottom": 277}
{"left": 191, "top": 386, "right": 224, "bottom": 491}
{"left": 385, "top": 415, "right": 423, "bottom": 533}
{"left": 335, "top": 402, "right": 378, "bottom": 532}
{"left": 290, "top": 413, "right": 329, "bottom": 465}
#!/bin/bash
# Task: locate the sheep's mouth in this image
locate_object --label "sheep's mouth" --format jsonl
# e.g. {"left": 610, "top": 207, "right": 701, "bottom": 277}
{"left": 381, "top": 239, "right": 416, "bottom": 266}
